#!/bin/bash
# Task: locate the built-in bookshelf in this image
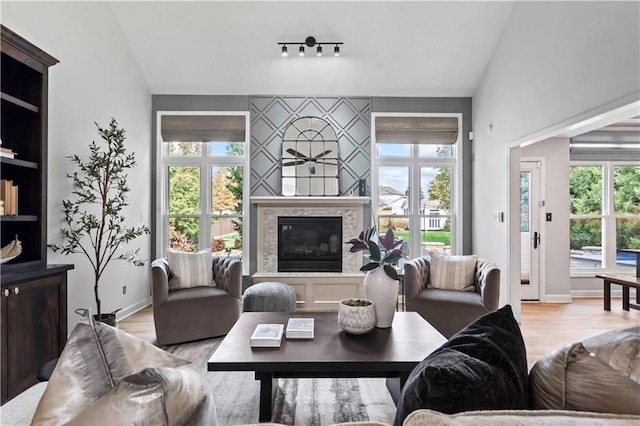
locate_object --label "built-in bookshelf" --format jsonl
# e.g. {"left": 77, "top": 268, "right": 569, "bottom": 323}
{"left": 1, "top": 25, "right": 73, "bottom": 405}
{"left": 0, "top": 25, "right": 58, "bottom": 271}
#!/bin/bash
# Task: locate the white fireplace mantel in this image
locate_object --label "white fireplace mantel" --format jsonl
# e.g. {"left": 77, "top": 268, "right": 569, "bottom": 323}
{"left": 251, "top": 196, "right": 370, "bottom": 206}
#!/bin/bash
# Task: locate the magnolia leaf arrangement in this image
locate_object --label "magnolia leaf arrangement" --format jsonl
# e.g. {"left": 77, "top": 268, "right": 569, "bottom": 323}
{"left": 347, "top": 226, "right": 403, "bottom": 280}
{"left": 49, "top": 118, "right": 151, "bottom": 318}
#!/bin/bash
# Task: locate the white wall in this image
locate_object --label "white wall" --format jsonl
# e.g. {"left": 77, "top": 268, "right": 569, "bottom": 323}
{"left": 521, "top": 138, "right": 570, "bottom": 301}
{"left": 2, "top": 2, "right": 152, "bottom": 331}
{"left": 472, "top": 1, "right": 640, "bottom": 316}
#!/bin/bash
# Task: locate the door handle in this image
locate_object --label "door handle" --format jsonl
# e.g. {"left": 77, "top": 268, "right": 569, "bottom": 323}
{"left": 533, "top": 232, "right": 541, "bottom": 249}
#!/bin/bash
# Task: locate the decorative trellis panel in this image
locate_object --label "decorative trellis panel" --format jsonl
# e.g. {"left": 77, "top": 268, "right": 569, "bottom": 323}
{"left": 250, "top": 96, "right": 371, "bottom": 196}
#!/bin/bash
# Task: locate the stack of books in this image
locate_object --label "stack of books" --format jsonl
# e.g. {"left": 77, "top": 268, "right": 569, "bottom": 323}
{"left": 250, "top": 324, "right": 285, "bottom": 348}
{"left": 0, "top": 147, "right": 16, "bottom": 159}
{"left": 286, "top": 318, "right": 315, "bottom": 339}
{"left": 0, "top": 180, "right": 18, "bottom": 215}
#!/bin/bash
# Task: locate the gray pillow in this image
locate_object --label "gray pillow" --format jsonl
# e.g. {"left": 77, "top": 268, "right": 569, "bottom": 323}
{"left": 428, "top": 252, "right": 477, "bottom": 291}
{"left": 65, "top": 366, "right": 216, "bottom": 426}
{"left": 167, "top": 248, "right": 213, "bottom": 289}
{"left": 32, "top": 316, "right": 215, "bottom": 425}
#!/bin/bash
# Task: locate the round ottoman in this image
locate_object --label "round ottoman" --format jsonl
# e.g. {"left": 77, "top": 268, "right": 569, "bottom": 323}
{"left": 243, "top": 282, "right": 297, "bottom": 312}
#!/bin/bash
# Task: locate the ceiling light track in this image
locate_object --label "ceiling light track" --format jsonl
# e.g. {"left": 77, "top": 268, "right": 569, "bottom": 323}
{"left": 278, "top": 36, "right": 343, "bottom": 57}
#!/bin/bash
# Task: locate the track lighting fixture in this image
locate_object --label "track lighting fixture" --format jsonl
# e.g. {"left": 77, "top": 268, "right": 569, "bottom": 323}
{"left": 278, "top": 36, "right": 343, "bottom": 58}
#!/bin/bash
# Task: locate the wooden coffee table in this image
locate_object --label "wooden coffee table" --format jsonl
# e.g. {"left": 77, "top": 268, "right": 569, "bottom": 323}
{"left": 207, "top": 311, "right": 446, "bottom": 421}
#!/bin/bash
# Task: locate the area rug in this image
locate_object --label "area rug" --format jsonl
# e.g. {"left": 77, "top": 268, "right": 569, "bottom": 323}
{"left": 164, "top": 338, "right": 396, "bottom": 425}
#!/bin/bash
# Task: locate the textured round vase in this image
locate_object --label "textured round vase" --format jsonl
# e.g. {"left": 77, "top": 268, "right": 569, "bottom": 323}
{"left": 338, "top": 299, "right": 376, "bottom": 335}
{"left": 363, "top": 267, "right": 398, "bottom": 328}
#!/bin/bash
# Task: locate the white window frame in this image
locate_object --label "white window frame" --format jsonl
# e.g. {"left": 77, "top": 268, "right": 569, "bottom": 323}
{"left": 570, "top": 161, "right": 640, "bottom": 277}
{"left": 155, "top": 111, "right": 250, "bottom": 275}
{"left": 371, "top": 113, "right": 463, "bottom": 258}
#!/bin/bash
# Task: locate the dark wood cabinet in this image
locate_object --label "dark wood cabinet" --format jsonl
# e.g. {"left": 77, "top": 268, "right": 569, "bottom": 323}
{"left": 0, "top": 25, "right": 74, "bottom": 403}
{"left": 1, "top": 266, "right": 72, "bottom": 402}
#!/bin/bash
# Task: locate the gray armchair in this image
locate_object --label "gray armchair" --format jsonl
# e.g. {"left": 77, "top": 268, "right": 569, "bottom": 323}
{"left": 404, "top": 257, "right": 500, "bottom": 339}
{"left": 151, "top": 256, "right": 242, "bottom": 345}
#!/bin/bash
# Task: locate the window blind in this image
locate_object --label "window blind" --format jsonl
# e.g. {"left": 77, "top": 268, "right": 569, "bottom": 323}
{"left": 161, "top": 115, "right": 245, "bottom": 142}
{"left": 375, "top": 116, "right": 459, "bottom": 144}
{"left": 570, "top": 131, "right": 640, "bottom": 161}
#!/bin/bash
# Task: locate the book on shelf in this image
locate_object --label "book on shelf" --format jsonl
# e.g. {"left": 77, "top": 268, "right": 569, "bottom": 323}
{"left": 6, "top": 180, "right": 11, "bottom": 215}
{"left": 286, "top": 318, "right": 314, "bottom": 339}
{"left": 0, "top": 180, "right": 17, "bottom": 215}
{"left": 0, "top": 180, "right": 6, "bottom": 211}
{"left": 11, "top": 185, "right": 18, "bottom": 215}
{"left": 250, "top": 323, "right": 285, "bottom": 348}
{"left": 0, "top": 150, "right": 16, "bottom": 159}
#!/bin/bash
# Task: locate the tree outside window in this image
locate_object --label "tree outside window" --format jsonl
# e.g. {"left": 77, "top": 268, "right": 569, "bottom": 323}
{"left": 570, "top": 164, "right": 639, "bottom": 271}
{"left": 376, "top": 143, "right": 455, "bottom": 258}
{"left": 165, "top": 140, "right": 245, "bottom": 259}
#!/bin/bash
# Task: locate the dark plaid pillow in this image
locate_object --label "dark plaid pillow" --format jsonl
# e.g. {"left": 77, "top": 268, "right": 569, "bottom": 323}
{"left": 394, "top": 305, "right": 529, "bottom": 425}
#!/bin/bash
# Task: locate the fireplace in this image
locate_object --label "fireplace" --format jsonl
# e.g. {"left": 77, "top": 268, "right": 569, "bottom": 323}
{"left": 278, "top": 216, "right": 342, "bottom": 273}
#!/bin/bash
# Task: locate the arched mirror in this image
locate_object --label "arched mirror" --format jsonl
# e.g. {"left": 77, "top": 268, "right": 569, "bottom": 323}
{"left": 281, "top": 116, "right": 339, "bottom": 196}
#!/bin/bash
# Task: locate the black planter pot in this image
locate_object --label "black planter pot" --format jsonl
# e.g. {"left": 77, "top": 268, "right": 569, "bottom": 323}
{"left": 94, "top": 312, "right": 118, "bottom": 327}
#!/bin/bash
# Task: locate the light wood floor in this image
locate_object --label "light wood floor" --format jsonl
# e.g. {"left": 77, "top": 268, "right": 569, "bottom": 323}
{"left": 119, "top": 298, "right": 639, "bottom": 369}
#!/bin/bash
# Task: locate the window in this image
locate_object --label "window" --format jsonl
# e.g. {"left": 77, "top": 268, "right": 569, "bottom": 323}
{"left": 159, "top": 113, "right": 249, "bottom": 274}
{"left": 373, "top": 114, "right": 461, "bottom": 259}
{"left": 570, "top": 163, "right": 640, "bottom": 273}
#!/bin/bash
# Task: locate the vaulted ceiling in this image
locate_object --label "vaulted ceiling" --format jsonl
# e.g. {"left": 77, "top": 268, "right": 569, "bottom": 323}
{"left": 109, "top": 1, "right": 515, "bottom": 97}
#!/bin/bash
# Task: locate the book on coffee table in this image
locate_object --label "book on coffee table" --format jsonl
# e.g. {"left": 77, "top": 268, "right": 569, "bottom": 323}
{"left": 250, "top": 324, "right": 284, "bottom": 348}
{"left": 286, "top": 318, "right": 314, "bottom": 339}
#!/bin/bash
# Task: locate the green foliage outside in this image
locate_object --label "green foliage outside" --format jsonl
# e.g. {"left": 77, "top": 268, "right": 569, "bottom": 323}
{"left": 167, "top": 142, "right": 243, "bottom": 252}
{"left": 381, "top": 146, "right": 453, "bottom": 248}
{"left": 570, "top": 166, "right": 602, "bottom": 215}
{"left": 225, "top": 142, "right": 244, "bottom": 241}
{"left": 168, "top": 164, "right": 200, "bottom": 248}
{"left": 520, "top": 173, "right": 529, "bottom": 232}
{"left": 428, "top": 166, "right": 451, "bottom": 211}
{"left": 393, "top": 230, "right": 451, "bottom": 245}
{"left": 421, "top": 231, "right": 451, "bottom": 245}
{"left": 570, "top": 165, "right": 640, "bottom": 251}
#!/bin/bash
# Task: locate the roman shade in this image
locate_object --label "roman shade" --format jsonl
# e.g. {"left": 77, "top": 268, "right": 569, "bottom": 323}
{"left": 375, "top": 116, "right": 459, "bottom": 144}
{"left": 161, "top": 115, "right": 245, "bottom": 142}
{"left": 570, "top": 130, "right": 640, "bottom": 161}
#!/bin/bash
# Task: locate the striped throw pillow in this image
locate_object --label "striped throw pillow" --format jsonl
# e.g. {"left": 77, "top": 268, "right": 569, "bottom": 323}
{"left": 166, "top": 249, "right": 213, "bottom": 290}
{"left": 428, "top": 252, "right": 477, "bottom": 291}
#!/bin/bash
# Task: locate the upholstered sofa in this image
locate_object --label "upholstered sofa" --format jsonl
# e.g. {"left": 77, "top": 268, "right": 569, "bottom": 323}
{"left": 404, "top": 256, "right": 500, "bottom": 338}
{"left": 4, "top": 309, "right": 638, "bottom": 425}
{"left": 5, "top": 390, "right": 638, "bottom": 425}
{"left": 151, "top": 255, "right": 242, "bottom": 345}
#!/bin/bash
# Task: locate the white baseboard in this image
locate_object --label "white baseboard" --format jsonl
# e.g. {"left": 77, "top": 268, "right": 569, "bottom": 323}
{"left": 543, "top": 294, "right": 573, "bottom": 303}
{"left": 116, "top": 297, "right": 152, "bottom": 322}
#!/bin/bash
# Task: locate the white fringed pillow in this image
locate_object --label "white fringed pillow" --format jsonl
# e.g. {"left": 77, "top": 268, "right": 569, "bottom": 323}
{"left": 166, "top": 249, "right": 213, "bottom": 290}
{"left": 428, "top": 252, "right": 477, "bottom": 291}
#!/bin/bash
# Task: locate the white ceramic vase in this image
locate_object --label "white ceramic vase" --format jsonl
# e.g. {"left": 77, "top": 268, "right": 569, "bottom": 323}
{"left": 363, "top": 266, "right": 398, "bottom": 328}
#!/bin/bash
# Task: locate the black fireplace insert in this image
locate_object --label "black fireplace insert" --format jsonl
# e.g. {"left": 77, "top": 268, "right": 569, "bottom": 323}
{"left": 278, "top": 216, "right": 342, "bottom": 273}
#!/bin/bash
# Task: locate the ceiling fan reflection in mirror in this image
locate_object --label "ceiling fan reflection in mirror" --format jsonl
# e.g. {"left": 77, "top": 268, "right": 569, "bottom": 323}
{"left": 282, "top": 148, "right": 337, "bottom": 171}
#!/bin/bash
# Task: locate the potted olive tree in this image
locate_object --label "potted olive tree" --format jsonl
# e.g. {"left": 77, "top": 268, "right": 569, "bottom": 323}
{"left": 49, "top": 118, "right": 150, "bottom": 326}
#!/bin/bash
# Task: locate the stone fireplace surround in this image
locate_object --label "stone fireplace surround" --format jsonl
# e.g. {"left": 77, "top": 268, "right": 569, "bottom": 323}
{"left": 252, "top": 196, "right": 369, "bottom": 311}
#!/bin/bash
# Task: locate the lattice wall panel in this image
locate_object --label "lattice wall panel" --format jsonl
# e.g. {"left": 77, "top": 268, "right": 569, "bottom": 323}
{"left": 250, "top": 96, "right": 371, "bottom": 196}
